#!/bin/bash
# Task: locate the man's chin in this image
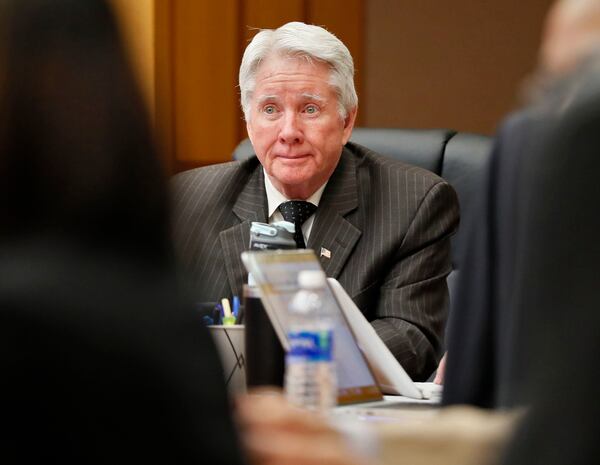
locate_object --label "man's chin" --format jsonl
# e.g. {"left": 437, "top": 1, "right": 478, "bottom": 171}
{"left": 269, "top": 165, "right": 311, "bottom": 183}
{"left": 271, "top": 173, "right": 310, "bottom": 186}
{"left": 269, "top": 174, "right": 316, "bottom": 199}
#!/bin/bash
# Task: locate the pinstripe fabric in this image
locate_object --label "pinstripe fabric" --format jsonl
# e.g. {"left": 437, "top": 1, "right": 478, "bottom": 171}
{"left": 171, "top": 142, "right": 459, "bottom": 380}
{"left": 171, "top": 157, "right": 266, "bottom": 303}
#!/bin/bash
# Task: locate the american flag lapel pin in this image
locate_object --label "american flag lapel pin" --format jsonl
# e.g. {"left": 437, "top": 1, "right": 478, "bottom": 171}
{"left": 320, "top": 247, "right": 331, "bottom": 259}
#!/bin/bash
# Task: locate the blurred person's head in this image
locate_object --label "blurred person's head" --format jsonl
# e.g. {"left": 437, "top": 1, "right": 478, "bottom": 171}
{"left": 0, "top": 0, "right": 170, "bottom": 266}
{"left": 239, "top": 22, "right": 357, "bottom": 200}
{"left": 521, "top": 0, "right": 600, "bottom": 105}
{"left": 541, "top": 0, "right": 600, "bottom": 75}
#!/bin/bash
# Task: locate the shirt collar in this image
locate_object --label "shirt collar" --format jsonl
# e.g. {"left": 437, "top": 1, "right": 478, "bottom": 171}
{"left": 263, "top": 169, "right": 328, "bottom": 217}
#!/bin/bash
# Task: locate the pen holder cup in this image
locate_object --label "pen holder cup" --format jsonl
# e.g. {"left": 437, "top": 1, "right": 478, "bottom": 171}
{"left": 243, "top": 285, "right": 285, "bottom": 388}
{"left": 208, "top": 325, "right": 246, "bottom": 394}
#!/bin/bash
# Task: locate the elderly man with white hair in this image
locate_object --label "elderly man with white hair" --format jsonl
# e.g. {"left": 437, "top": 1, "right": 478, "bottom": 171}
{"left": 172, "top": 22, "right": 459, "bottom": 380}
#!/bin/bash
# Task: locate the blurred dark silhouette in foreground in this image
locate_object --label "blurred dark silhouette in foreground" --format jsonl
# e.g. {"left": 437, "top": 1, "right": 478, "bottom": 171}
{"left": 0, "top": 1, "right": 245, "bottom": 464}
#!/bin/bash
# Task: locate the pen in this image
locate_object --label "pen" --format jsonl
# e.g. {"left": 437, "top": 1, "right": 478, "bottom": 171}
{"left": 232, "top": 296, "right": 240, "bottom": 318}
{"left": 214, "top": 303, "right": 223, "bottom": 325}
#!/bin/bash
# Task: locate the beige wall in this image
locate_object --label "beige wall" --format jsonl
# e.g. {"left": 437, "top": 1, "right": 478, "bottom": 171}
{"left": 110, "top": 0, "right": 155, "bottom": 114}
{"left": 364, "top": 0, "right": 554, "bottom": 134}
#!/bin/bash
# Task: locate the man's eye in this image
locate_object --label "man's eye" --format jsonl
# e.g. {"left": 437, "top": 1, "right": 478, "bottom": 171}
{"left": 263, "top": 105, "right": 277, "bottom": 114}
{"left": 305, "top": 105, "right": 318, "bottom": 114}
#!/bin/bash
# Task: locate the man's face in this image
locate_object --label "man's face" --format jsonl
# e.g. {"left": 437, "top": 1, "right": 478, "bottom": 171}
{"left": 246, "top": 54, "right": 356, "bottom": 200}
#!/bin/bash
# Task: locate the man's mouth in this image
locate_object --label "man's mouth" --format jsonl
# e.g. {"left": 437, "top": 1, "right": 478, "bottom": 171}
{"left": 275, "top": 152, "right": 310, "bottom": 160}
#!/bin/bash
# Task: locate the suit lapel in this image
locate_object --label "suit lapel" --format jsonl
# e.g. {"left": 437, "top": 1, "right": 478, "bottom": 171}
{"left": 220, "top": 165, "right": 267, "bottom": 296}
{"left": 308, "top": 148, "right": 361, "bottom": 278}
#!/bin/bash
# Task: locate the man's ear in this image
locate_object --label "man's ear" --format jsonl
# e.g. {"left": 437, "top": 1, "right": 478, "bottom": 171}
{"left": 342, "top": 107, "right": 358, "bottom": 145}
{"left": 247, "top": 119, "right": 260, "bottom": 151}
{"left": 246, "top": 119, "right": 253, "bottom": 141}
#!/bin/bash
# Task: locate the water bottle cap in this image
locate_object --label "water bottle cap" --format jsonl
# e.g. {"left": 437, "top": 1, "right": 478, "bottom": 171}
{"left": 297, "top": 270, "right": 326, "bottom": 288}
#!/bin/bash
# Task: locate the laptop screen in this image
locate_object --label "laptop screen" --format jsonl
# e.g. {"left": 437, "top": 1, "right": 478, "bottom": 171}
{"left": 242, "top": 249, "right": 383, "bottom": 405}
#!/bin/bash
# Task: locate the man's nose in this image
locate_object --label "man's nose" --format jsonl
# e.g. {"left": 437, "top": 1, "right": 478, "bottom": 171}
{"left": 278, "top": 112, "right": 303, "bottom": 144}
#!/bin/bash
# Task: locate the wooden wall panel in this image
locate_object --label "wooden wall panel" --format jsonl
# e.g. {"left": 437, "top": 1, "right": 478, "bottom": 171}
{"left": 172, "top": 0, "right": 240, "bottom": 169}
{"left": 364, "top": 0, "right": 554, "bottom": 134}
{"left": 111, "top": 0, "right": 155, "bottom": 114}
{"left": 243, "top": 0, "right": 304, "bottom": 34}
{"left": 154, "top": 0, "right": 174, "bottom": 173}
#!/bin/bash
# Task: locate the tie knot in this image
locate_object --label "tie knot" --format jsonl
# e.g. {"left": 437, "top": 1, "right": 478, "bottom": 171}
{"left": 278, "top": 201, "right": 317, "bottom": 227}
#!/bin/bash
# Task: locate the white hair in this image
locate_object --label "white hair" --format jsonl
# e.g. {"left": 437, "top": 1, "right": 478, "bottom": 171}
{"left": 239, "top": 21, "right": 357, "bottom": 121}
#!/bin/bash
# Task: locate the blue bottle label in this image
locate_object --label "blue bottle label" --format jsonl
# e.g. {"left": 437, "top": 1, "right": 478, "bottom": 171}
{"left": 288, "top": 330, "right": 333, "bottom": 361}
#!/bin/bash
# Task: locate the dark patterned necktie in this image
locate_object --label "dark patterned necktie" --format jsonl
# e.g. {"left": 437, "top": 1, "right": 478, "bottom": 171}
{"left": 278, "top": 201, "right": 317, "bottom": 249}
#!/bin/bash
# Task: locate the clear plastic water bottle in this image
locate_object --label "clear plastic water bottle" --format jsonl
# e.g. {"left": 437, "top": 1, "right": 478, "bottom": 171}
{"left": 284, "top": 270, "right": 337, "bottom": 411}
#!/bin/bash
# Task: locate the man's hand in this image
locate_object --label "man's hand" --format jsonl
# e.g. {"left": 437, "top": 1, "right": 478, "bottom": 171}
{"left": 236, "top": 389, "right": 373, "bottom": 465}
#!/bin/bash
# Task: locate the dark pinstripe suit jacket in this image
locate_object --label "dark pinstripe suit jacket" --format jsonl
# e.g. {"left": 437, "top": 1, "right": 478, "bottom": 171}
{"left": 172, "top": 142, "right": 459, "bottom": 380}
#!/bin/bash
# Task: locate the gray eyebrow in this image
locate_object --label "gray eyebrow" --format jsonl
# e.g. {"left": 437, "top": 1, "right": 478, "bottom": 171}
{"left": 256, "top": 93, "right": 326, "bottom": 104}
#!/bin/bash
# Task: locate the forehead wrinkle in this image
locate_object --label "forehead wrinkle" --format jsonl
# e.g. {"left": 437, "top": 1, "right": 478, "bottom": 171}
{"left": 256, "top": 94, "right": 279, "bottom": 104}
